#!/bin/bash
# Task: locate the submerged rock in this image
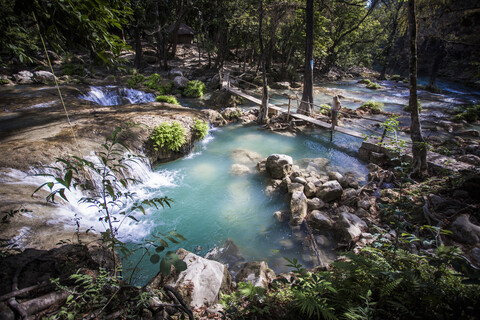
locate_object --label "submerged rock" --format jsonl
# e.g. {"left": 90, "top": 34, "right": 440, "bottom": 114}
{"left": 230, "top": 148, "right": 263, "bottom": 166}
{"left": 230, "top": 163, "right": 251, "bottom": 175}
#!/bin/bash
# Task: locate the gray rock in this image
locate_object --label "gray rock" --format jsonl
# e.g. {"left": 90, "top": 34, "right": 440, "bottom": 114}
{"left": 357, "top": 199, "right": 371, "bottom": 210}
{"left": 230, "top": 163, "right": 251, "bottom": 176}
{"left": 304, "top": 182, "right": 317, "bottom": 198}
{"left": 293, "top": 176, "right": 307, "bottom": 185}
{"left": 270, "top": 81, "right": 290, "bottom": 89}
{"left": 273, "top": 210, "right": 289, "bottom": 223}
{"left": 33, "top": 71, "right": 56, "bottom": 84}
{"left": 335, "top": 212, "right": 368, "bottom": 244}
{"left": 173, "top": 75, "right": 189, "bottom": 89}
{"left": 155, "top": 248, "right": 232, "bottom": 308}
{"left": 279, "top": 177, "right": 291, "bottom": 193}
{"left": 328, "top": 171, "right": 346, "bottom": 187}
{"left": 290, "top": 191, "right": 307, "bottom": 225}
{"left": 344, "top": 172, "right": 360, "bottom": 189}
{"left": 340, "top": 188, "right": 358, "bottom": 206}
{"left": 266, "top": 154, "right": 293, "bottom": 179}
{"left": 205, "top": 239, "right": 245, "bottom": 276}
{"left": 236, "top": 261, "right": 276, "bottom": 289}
{"left": 13, "top": 70, "right": 34, "bottom": 84}
{"left": 450, "top": 214, "right": 480, "bottom": 245}
{"left": 169, "top": 68, "right": 183, "bottom": 79}
{"left": 202, "top": 109, "right": 227, "bottom": 127}
{"left": 288, "top": 182, "right": 304, "bottom": 194}
{"left": 316, "top": 180, "right": 343, "bottom": 202}
{"left": 355, "top": 207, "right": 369, "bottom": 218}
{"left": 471, "top": 247, "right": 480, "bottom": 266}
{"left": 308, "top": 210, "right": 334, "bottom": 230}
{"left": 307, "top": 198, "right": 325, "bottom": 210}
{"left": 458, "top": 154, "right": 480, "bottom": 166}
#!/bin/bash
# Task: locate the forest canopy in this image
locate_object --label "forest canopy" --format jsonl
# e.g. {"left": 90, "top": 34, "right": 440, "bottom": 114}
{"left": 1, "top": 0, "right": 479, "bottom": 84}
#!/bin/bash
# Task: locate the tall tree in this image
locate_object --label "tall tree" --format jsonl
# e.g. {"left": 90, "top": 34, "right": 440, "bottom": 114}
{"left": 258, "top": 0, "right": 269, "bottom": 124}
{"left": 298, "top": 0, "right": 314, "bottom": 116}
{"left": 408, "top": 0, "right": 427, "bottom": 177}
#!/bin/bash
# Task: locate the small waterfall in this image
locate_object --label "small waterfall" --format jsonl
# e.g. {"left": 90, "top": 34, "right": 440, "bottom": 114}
{"left": 1, "top": 153, "right": 179, "bottom": 243}
{"left": 79, "top": 86, "right": 156, "bottom": 106}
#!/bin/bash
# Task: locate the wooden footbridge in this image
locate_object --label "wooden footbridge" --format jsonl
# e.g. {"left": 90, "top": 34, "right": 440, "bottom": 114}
{"left": 221, "top": 71, "right": 374, "bottom": 140}
{"left": 219, "top": 71, "right": 477, "bottom": 174}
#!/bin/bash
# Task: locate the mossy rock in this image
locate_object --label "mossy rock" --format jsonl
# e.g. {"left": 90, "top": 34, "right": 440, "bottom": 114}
{"left": 358, "top": 79, "right": 372, "bottom": 85}
{"left": 155, "top": 95, "right": 179, "bottom": 105}
{"left": 366, "top": 82, "right": 382, "bottom": 90}
{"left": 358, "top": 101, "right": 384, "bottom": 114}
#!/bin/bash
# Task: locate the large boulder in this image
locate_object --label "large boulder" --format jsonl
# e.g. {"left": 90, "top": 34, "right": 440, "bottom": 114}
{"left": 33, "top": 71, "right": 56, "bottom": 84}
{"left": 266, "top": 154, "right": 293, "bottom": 179}
{"left": 173, "top": 76, "right": 189, "bottom": 89}
{"left": 450, "top": 214, "right": 480, "bottom": 245}
{"left": 290, "top": 190, "right": 307, "bottom": 225}
{"left": 152, "top": 249, "right": 232, "bottom": 308}
{"left": 308, "top": 210, "right": 334, "bottom": 230}
{"left": 316, "top": 180, "right": 343, "bottom": 202}
{"left": 205, "top": 239, "right": 245, "bottom": 277}
{"left": 340, "top": 188, "right": 358, "bottom": 206}
{"left": 335, "top": 212, "right": 367, "bottom": 244}
{"left": 201, "top": 109, "right": 227, "bottom": 127}
{"left": 13, "top": 70, "right": 34, "bottom": 84}
{"left": 235, "top": 261, "right": 276, "bottom": 289}
{"left": 307, "top": 198, "right": 325, "bottom": 211}
{"left": 168, "top": 69, "right": 184, "bottom": 79}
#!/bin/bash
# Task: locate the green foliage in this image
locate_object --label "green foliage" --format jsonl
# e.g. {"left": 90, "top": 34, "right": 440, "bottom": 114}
{"left": 61, "top": 63, "right": 87, "bottom": 77}
{"left": 452, "top": 104, "right": 480, "bottom": 123}
{"left": 183, "top": 80, "right": 206, "bottom": 98}
{"left": 192, "top": 119, "right": 208, "bottom": 140}
{"left": 389, "top": 74, "right": 402, "bottom": 81}
{"left": 151, "top": 122, "right": 186, "bottom": 152}
{"left": 358, "top": 101, "right": 384, "bottom": 114}
{"left": 0, "top": 79, "right": 9, "bottom": 85}
{"left": 319, "top": 104, "right": 332, "bottom": 116}
{"left": 126, "top": 73, "right": 145, "bottom": 88}
{"left": 357, "top": 79, "right": 372, "bottom": 85}
{"left": 366, "top": 82, "right": 381, "bottom": 90}
{"left": 223, "top": 246, "right": 480, "bottom": 320}
{"left": 144, "top": 73, "right": 162, "bottom": 91}
{"left": 155, "top": 95, "right": 179, "bottom": 105}
{"left": 49, "top": 268, "right": 119, "bottom": 319}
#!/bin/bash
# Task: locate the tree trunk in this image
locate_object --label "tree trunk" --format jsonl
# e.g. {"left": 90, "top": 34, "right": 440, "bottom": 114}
{"left": 408, "top": 0, "right": 428, "bottom": 178}
{"left": 154, "top": 2, "right": 165, "bottom": 69}
{"left": 258, "top": 0, "right": 269, "bottom": 124}
{"left": 298, "top": 0, "right": 314, "bottom": 116}
{"left": 133, "top": 24, "right": 143, "bottom": 69}
{"left": 427, "top": 40, "right": 443, "bottom": 91}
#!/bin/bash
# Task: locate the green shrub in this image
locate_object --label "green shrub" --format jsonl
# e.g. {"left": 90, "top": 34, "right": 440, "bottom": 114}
{"left": 151, "top": 122, "right": 186, "bottom": 152}
{"left": 61, "top": 63, "right": 86, "bottom": 77}
{"left": 183, "top": 80, "right": 206, "bottom": 98}
{"left": 144, "top": 73, "right": 162, "bottom": 91}
{"left": 389, "top": 74, "right": 402, "bottom": 81}
{"left": 192, "top": 119, "right": 208, "bottom": 140}
{"left": 366, "top": 82, "right": 381, "bottom": 90}
{"left": 126, "top": 73, "right": 145, "bottom": 88}
{"left": 155, "top": 95, "right": 179, "bottom": 105}
{"left": 359, "top": 101, "right": 384, "bottom": 114}
{"left": 0, "top": 79, "right": 9, "bottom": 85}
{"left": 452, "top": 104, "right": 480, "bottom": 123}
{"left": 158, "top": 81, "right": 173, "bottom": 95}
{"left": 358, "top": 79, "right": 372, "bottom": 85}
{"left": 319, "top": 104, "right": 331, "bottom": 116}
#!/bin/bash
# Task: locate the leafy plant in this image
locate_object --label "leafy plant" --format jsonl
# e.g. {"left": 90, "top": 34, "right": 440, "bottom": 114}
{"left": 144, "top": 73, "right": 162, "bottom": 91}
{"left": 155, "top": 95, "right": 179, "bottom": 105}
{"left": 61, "top": 63, "right": 87, "bottom": 77}
{"left": 192, "top": 119, "right": 208, "bottom": 140}
{"left": 151, "top": 121, "right": 186, "bottom": 152}
{"left": 183, "top": 80, "right": 206, "bottom": 98}
{"left": 389, "top": 74, "right": 402, "bottom": 81}
{"left": 366, "top": 82, "right": 381, "bottom": 90}
{"left": 0, "top": 78, "right": 9, "bottom": 85}
{"left": 126, "top": 73, "right": 145, "bottom": 88}
{"left": 358, "top": 101, "right": 384, "bottom": 114}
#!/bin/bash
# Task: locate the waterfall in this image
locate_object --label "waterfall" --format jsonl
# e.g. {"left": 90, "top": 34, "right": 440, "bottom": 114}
{"left": 79, "top": 86, "right": 156, "bottom": 106}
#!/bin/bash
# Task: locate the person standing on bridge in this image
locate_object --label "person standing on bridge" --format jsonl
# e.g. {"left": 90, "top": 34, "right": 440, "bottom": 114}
{"left": 331, "top": 95, "right": 342, "bottom": 129}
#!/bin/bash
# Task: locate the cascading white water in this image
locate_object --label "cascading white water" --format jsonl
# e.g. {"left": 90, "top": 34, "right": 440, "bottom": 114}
{"left": 79, "top": 86, "right": 156, "bottom": 106}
